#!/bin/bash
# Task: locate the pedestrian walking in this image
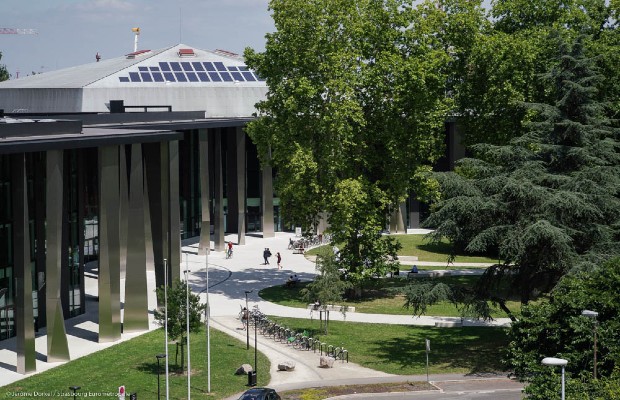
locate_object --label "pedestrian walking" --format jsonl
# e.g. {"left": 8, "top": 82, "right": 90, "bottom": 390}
{"left": 263, "top": 247, "right": 272, "bottom": 265}
{"left": 277, "top": 252, "right": 282, "bottom": 269}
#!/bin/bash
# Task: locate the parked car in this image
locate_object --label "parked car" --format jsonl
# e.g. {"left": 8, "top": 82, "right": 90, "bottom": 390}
{"left": 237, "top": 387, "right": 281, "bottom": 400}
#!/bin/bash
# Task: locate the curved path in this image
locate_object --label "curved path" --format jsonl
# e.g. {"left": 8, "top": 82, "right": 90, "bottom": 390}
{"left": 177, "top": 232, "right": 515, "bottom": 399}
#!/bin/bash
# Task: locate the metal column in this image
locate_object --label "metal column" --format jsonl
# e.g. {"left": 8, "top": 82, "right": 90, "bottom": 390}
{"left": 236, "top": 127, "right": 247, "bottom": 245}
{"left": 168, "top": 140, "right": 181, "bottom": 283}
{"left": 45, "top": 149, "right": 70, "bottom": 362}
{"left": 124, "top": 144, "right": 149, "bottom": 332}
{"left": 261, "top": 164, "right": 274, "bottom": 238}
{"left": 213, "top": 129, "right": 225, "bottom": 251}
{"left": 198, "top": 130, "right": 211, "bottom": 255}
{"left": 12, "top": 153, "right": 36, "bottom": 373}
{"left": 98, "top": 146, "right": 122, "bottom": 342}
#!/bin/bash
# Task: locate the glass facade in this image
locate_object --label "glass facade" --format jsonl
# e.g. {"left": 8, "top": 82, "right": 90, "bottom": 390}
{"left": 0, "top": 155, "right": 13, "bottom": 340}
{"left": 0, "top": 128, "right": 283, "bottom": 342}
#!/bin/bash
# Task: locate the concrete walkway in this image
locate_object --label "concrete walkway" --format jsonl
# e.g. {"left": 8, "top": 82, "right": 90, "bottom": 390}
{"left": 0, "top": 231, "right": 513, "bottom": 396}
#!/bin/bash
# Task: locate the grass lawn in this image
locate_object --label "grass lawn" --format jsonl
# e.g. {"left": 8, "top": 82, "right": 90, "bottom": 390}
{"left": 267, "top": 317, "right": 510, "bottom": 375}
{"left": 259, "top": 277, "right": 522, "bottom": 318}
{"left": 305, "top": 234, "right": 497, "bottom": 264}
{"left": 0, "top": 327, "right": 270, "bottom": 399}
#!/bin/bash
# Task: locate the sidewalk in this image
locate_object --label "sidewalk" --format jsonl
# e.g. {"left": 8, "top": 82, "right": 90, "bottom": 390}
{"left": 0, "top": 231, "right": 511, "bottom": 391}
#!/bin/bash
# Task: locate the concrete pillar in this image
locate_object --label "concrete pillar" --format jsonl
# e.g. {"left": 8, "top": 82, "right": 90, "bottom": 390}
{"left": 124, "top": 143, "right": 149, "bottom": 332}
{"left": 45, "top": 149, "right": 70, "bottom": 362}
{"left": 98, "top": 146, "right": 122, "bottom": 342}
{"left": 213, "top": 129, "right": 225, "bottom": 251}
{"left": 261, "top": 163, "right": 274, "bottom": 238}
{"left": 198, "top": 130, "right": 211, "bottom": 255}
{"left": 236, "top": 127, "right": 246, "bottom": 245}
{"left": 12, "top": 153, "right": 36, "bottom": 373}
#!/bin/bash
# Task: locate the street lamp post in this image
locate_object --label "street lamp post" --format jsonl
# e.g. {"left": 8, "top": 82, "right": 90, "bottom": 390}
{"left": 156, "top": 354, "right": 166, "bottom": 400}
{"left": 254, "top": 313, "right": 258, "bottom": 381}
{"left": 582, "top": 309, "right": 598, "bottom": 380}
{"left": 69, "top": 386, "right": 80, "bottom": 400}
{"left": 244, "top": 290, "right": 253, "bottom": 350}
{"left": 164, "top": 259, "right": 170, "bottom": 400}
{"left": 183, "top": 263, "right": 191, "bottom": 400}
{"left": 542, "top": 357, "right": 568, "bottom": 400}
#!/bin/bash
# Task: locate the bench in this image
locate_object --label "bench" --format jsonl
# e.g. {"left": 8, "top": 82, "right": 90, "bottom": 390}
{"left": 434, "top": 321, "right": 463, "bottom": 328}
{"left": 407, "top": 271, "right": 453, "bottom": 279}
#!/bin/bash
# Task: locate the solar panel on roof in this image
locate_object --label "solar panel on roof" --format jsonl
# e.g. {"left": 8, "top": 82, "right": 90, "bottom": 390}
{"left": 228, "top": 66, "right": 239, "bottom": 71}
{"left": 197, "top": 72, "right": 210, "bottom": 82}
{"left": 241, "top": 71, "right": 256, "bottom": 81}
{"left": 140, "top": 72, "right": 153, "bottom": 82}
{"left": 174, "top": 72, "right": 187, "bottom": 82}
{"left": 119, "top": 76, "right": 129, "bottom": 82}
{"left": 214, "top": 62, "right": 226, "bottom": 71}
{"left": 152, "top": 72, "right": 164, "bottom": 82}
{"left": 230, "top": 71, "right": 244, "bottom": 81}
{"left": 163, "top": 72, "right": 175, "bottom": 82}
{"left": 170, "top": 62, "right": 182, "bottom": 71}
{"left": 187, "top": 72, "right": 198, "bottom": 82}
{"left": 159, "top": 62, "right": 171, "bottom": 71}
{"left": 238, "top": 66, "right": 248, "bottom": 71}
{"left": 192, "top": 62, "right": 204, "bottom": 71}
{"left": 129, "top": 72, "right": 141, "bottom": 82}
{"left": 181, "top": 62, "right": 193, "bottom": 71}
{"left": 204, "top": 62, "right": 216, "bottom": 71}
{"left": 150, "top": 66, "right": 160, "bottom": 71}
{"left": 208, "top": 72, "right": 222, "bottom": 81}
{"left": 138, "top": 66, "right": 149, "bottom": 72}
{"left": 220, "top": 72, "right": 233, "bottom": 82}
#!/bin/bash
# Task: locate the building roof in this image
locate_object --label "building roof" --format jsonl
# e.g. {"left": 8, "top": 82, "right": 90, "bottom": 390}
{"left": 0, "top": 44, "right": 262, "bottom": 89}
{"left": 0, "top": 44, "right": 267, "bottom": 116}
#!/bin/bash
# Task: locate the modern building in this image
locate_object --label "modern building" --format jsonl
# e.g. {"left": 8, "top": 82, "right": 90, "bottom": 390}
{"left": 0, "top": 44, "right": 282, "bottom": 374}
{"left": 0, "top": 42, "right": 431, "bottom": 375}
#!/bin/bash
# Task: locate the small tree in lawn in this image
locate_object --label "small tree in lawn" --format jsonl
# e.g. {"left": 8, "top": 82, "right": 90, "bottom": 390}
{"left": 154, "top": 279, "right": 206, "bottom": 371}
{"left": 300, "top": 247, "right": 352, "bottom": 334}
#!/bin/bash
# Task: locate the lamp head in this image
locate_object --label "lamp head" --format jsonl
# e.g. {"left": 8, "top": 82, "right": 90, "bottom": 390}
{"left": 542, "top": 357, "right": 568, "bottom": 366}
{"left": 245, "top": 290, "right": 253, "bottom": 294}
{"left": 156, "top": 354, "right": 166, "bottom": 359}
{"left": 69, "top": 386, "right": 81, "bottom": 391}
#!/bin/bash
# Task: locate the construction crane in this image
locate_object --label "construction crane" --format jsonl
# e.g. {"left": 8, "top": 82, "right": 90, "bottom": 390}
{"left": 0, "top": 28, "right": 38, "bottom": 35}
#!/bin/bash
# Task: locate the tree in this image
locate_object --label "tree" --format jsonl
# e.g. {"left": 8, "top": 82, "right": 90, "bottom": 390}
{"left": 418, "top": 35, "right": 620, "bottom": 319}
{"left": 506, "top": 258, "right": 620, "bottom": 399}
{"left": 0, "top": 52, "right": 9, "bottom": 82}
{"left": 154, "top": 279, "right": 206, "bottom": 344}
{"left": 300, "top": 247, "right": 352, "bottom": 333}
{"left": 455, "top": 0, "right": 620, "bottom": 148}
{"left": 244, "top": 0, "right": 480, "bottom": 294}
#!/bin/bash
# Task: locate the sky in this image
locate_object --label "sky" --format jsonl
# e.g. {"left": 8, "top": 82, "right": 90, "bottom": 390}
{"left": 0, "top": 0, "right": 274, "bottom": 78}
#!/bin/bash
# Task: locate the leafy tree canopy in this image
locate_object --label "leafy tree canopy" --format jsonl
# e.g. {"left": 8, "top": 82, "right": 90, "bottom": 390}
{"left": 154, "top": 279, "right": 206, "bottom": 342}
{"left": 420, "top": 35, "right": 620, "bottom": 318}
{"left": 244, "top": 0, "right": 486, "bottom": 289}
{"left": 507, "top": 258, "right": 620, "bottom": 399}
